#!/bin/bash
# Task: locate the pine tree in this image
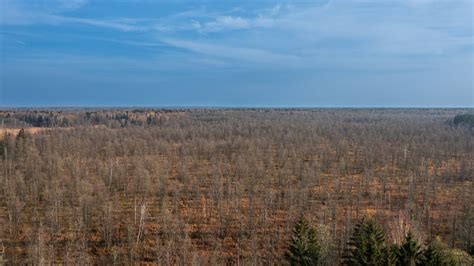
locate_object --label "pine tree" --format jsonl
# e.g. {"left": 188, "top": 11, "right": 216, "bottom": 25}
{"left": 285, "top": 216, "right": 321, "bottom": 266}
{"left": 396, "top": 231, "right": 423, "bottom": 266}
{"left": 16, "top": 128, "right": 26, "bottom": 140}
{"left": 343, "top": 218, "right": 387, "bottom": 266}
{"left": 383, "top": 245, "right": 399, "bottom": 266}
{"left": 0, "top": 139, "right": 6, "bottom": 160}
{"left": 15, "top": 128, "right": 28, "bottom": 159}
{"left": 420, "top": 240, "right": 444, "bottom": 266}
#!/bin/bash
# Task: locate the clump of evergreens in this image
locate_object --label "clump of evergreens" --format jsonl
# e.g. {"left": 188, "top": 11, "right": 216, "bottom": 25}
{"left": 452, "top": 113, "right": 474, "bottom": 127}
{"left": 287, "top": 217, "right": 474, "bottom": 266}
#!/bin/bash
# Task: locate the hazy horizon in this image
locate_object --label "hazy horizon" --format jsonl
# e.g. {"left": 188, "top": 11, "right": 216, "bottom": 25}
{"left": 0, "top": 104, "right": 473, "bottom": 109}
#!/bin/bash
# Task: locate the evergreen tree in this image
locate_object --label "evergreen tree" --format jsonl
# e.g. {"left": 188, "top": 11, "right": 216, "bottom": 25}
{"left": 343, "top": 218, "right": 387, "bottom": 266}
{"left": 0, "top": 139, "right": 6, "bottom": 160}
{"left": 420, "top": 240, "right": 444, "bottom": 266}
{"left": 383, "top": 245, "right": 399, "bottom": 266}
{"left": 285, "top": 216, "right": 321, "bottom": 266}
{"left": 15, "top": 128, "right": 28, "bottom": 159}
{"left": 16, "top": 128, "right": 26, "bottom": 140}
{"left": 396, "top": 231, "right": 423, "bottom": 266}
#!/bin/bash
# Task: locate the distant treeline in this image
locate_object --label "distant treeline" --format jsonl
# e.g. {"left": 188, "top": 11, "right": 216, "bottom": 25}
{"left": 1, "top": 108, "right": 472, "bottom": 129}
{"left": 0, "top": 109, "right": 182, "bottom": 128}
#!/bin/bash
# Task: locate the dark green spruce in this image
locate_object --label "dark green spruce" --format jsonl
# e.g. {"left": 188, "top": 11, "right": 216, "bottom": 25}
{"left": 285, "top": 216, "right": 321, "bottom": 266}
{"left": 343, "top": 218, "right": 387, "bottom": 266}
{"left": 396, "top": 231, "right": 423, "bottom": 266}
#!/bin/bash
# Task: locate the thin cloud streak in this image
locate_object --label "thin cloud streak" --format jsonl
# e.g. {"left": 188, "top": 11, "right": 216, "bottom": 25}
{"left": 2, "top": 0, "right": 471, "bottom": 56}
{"left": 161, "top": 38, "right": 302, "bottom": 65}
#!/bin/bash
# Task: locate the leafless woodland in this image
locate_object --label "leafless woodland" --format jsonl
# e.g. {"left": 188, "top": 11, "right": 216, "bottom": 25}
{"left": 0, "top": 108, "right": 472, "bottom": 264}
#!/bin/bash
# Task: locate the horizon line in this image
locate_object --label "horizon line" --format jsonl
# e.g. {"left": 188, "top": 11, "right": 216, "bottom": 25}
{"left": 0, "top": 105, "right": 473, "bottom": 110}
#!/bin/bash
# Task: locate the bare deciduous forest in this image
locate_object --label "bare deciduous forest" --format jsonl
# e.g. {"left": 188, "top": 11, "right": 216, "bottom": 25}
{"left": 0, "top": 108, "right": 472, "bottom": 264}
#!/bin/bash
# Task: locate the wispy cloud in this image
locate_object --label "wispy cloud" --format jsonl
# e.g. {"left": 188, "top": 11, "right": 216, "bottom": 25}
{"left": 192, "top": 5, "right": 282, "bottom": 33}
{"left": 0, "top": 0, "right": 144, "bottom": 31}
{"left": 3, "top": 0, "right": 471, "bottom": 55}
{"left": 1, "top": 0, "right": 472, "bottom": 107}
{"left": 54, "top": 16, "right": 145, "bottom": 31}
{"left": 196, "top": 16, "right": 251, "bottom": 32}
{"left": 2, "top": 0, "right": 472, "bottom": 65}
{"left": 161, "top": 38, "right": 302, "bottom": 66}
{"left": 148, "top": 0, "right": 473, "bottom": 61}
{"left": 56, "top": 0, "right": 88, "bottom": 10}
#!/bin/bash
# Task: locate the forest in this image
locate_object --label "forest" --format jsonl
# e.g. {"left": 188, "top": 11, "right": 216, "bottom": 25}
{"left": 0, "top": 108, "right": 472, "bottom": 265}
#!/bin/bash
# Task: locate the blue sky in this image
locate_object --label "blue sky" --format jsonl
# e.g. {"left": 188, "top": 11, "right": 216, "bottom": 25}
{"left": 0, "top": 0, "right": 473, "bottom": 107}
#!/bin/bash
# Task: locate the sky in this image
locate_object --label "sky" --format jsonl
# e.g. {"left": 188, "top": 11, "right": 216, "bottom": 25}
{"left": 0, "top": 0, "right": 473, "bottom": 107}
